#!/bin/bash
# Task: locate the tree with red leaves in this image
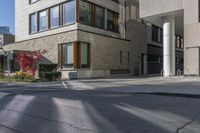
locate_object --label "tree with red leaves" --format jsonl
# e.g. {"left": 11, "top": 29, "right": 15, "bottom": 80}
{"left": 17, "top": 50, "right": 47, "bottom": 76}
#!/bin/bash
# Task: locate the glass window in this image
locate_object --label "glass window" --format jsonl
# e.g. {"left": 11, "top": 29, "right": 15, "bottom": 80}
{"left": 107, "top": 10, "right": 114, "bottom": 31}
{"left": 50, "top": 6, "right": 59, "bottom": 28}
{"left": 95, "top": 6, "right": 104, "bottom": 28}
{"left": 181, "top": 38, "right": 184, "bottom": 48}
{"left": 79, "top": 0, "right": 91, "bottom": 25}
{"left": 30, "top": 13, "right": 37, "bottom": 33}
{"left": 81, "top": 43, "right": 89, "bottom": 68}
{"left": 63, "top": 43, "right": 74, "bottom": 68}
{"left": 176, "top": 36, "right": 180, "bottom": 48}
{"left": 39, "top": 10, "right": 48, "bottom": 31}
{"left": 63, "top": 0, "right": 76, "bottom": 25}
{"left": 148, "top": 55, "right": 161, "bottom": 63}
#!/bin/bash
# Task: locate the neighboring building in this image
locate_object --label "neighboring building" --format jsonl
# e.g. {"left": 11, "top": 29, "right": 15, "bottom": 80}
{"left": 0, "top": 34, "right": 15, "bottom": 45}
{"left": 0, "top": 26, "right": 10, "bottom": 35}
{"left": 1, "top": 0, "right": 183, "bottom": 78}
{"left": 139, "top": 0, "right": 200, "bottom": 76}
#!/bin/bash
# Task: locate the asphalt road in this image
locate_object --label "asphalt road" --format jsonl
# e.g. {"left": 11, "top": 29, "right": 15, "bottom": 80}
{"left": 0, "top": 77, "right": 199, "bottom": 133}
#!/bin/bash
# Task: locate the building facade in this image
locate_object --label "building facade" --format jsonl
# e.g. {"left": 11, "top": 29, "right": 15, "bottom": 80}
{"left": 139, "top": 0, "right": 200, "bottom": 76}
{"left": 1, "top": 0, "right": 183, "bottom": 78}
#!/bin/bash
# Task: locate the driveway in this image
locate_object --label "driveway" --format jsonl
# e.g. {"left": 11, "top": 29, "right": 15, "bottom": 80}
{"left": 0, "top": 77, "right": 199, "bottom": 133}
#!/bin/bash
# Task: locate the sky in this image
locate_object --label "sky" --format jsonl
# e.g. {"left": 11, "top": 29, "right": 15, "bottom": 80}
{"left": 0, "top": 0, "right": 15, "bottom": 34}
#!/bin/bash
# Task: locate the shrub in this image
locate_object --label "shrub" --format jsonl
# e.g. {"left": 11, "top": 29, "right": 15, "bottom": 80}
{"left": 38, "top": 64, "right": 61, "bottom": 81}
{"left": 16, "top": 50, "right": 47, "bottom": 76}
{"left": 38, "top": 64, "right": 58, "bottom": 73}
{"left": 0, "top": 71, "right": 37, "bottom": 82}
{"left": 41, "top": 72, "right": 61, "bottom": 81}
{"left": 14, "top": 71, "right": 35, "bottom": 80}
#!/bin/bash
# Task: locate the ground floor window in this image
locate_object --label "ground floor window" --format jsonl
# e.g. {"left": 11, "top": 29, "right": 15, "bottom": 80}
{"left": 58, "top": 42, "right": 90, "bottom": 69}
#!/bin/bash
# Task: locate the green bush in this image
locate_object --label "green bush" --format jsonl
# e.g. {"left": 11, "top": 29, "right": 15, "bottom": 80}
{"left": 38, "top": 64, "right": 61, "bottom": 81}
{"left": 40, "top": 72, "right": 61, "bottom": 81}
{"left": 38, "top": 64, "right": 58, "bottom": 73}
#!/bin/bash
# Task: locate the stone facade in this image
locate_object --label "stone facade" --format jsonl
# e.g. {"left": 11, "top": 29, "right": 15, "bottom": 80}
{"left": 3, "top": 29, "right": 131, "bottom": 78}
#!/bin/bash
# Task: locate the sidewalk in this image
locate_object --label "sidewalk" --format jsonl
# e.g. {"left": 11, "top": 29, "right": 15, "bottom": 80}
{"left": 66, "top": 76, "right": 200, "bottom": 97}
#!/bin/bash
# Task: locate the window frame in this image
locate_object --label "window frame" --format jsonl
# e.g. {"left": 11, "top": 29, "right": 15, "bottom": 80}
{"left": 38, "top": 9, "right": 49, "bottom": 32}
{"left": 58, "top": 42, "right": 90, "bottom": 69}
{"left": 29, "top": 0, "right": 76, "bottom": 34}
{"left": 50, "top": 5, "right": 60, "bottom": 29}
{"left": 29, "top": 13, "right": 38, "bottom": 33}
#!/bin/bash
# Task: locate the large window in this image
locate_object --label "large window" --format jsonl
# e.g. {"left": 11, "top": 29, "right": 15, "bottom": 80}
{"left": 39, "top": 10, "right": 48, "bottom": 31}
{"left": 79, "top": 0, "right": 91, "bottom": 25}
{"left": 29, "top": 0, "right": 76, "bottom": 33}
{"left": 50, "top": 6, "right": 59, "bottom": 28}
{"left": 30, "top": 13, "right": 37, "bottom": 33}
{"left": 63, "top": 43, "right": 74, "bottom": 68}
{"left": 95, "top": 6, "right": 104, "bottom": 28}
{"left": 63, "top": 0, "right": 76, "bottom": 25}
{"left": 59, "top": 42, "right": 90, "bottom": 69}
{"left": 107, "top": 10, "right": 119, "bottom": 32}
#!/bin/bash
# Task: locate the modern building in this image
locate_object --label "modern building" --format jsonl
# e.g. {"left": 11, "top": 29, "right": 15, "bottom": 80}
{"left": 139, "top": 0, "right": 200, "bottom": 77}
{"left": 0, "top": 26, "right": 10, "bottom": 35}
{"left": 1, "top": 0, "right": 183, "bottom": 78}
{"left": 0, "top": 34, "right": 15, "bottom": 45}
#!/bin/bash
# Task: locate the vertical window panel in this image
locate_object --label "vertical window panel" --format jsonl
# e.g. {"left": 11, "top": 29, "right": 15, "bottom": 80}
{"left": 63, "top": 0, "right": 76, "bottom": 25}
{"left": 95, "top": 6, "right": 104, "bottom": 28}
{"left": 30, "top": 13, "right": 37, "bottom": 33}
{"left": 63, "top": 43, "right": 74, "bottom": 68}
{"left": 107, "top": 10, "right": 114, "bottom": 31}
{"left": 39, "top": 10, "right": 48, "bottom": 31}
{"left": 79, "top": 0, "right": 91, "bottom": 25}
{"left": 50, "top": 6, "right": 59, "bottom": 28}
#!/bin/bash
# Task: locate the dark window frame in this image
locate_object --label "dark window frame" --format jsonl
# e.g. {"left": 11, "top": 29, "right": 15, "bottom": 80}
{"left": 58, "top": 42, "right": 90, "bottom": 69}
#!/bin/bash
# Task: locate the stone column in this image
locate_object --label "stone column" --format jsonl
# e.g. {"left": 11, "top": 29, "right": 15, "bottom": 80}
{"left": 7, "top": 55, "right": 11, "bottom": 73}
{"left": 163, "top": 15, "right": 175, "bottom": 77}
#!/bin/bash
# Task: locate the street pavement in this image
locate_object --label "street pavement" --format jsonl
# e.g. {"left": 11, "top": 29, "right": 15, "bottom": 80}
{"left": 0, "top": 77, "right": 199, "bottom": 133}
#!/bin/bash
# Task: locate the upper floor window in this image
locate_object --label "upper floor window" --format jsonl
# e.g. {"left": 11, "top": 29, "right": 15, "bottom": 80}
{"left": 29, "top": 0, "right": 118, "bottom": 34}
{"left": 39, "top": 10, "right": 48, "bottom": 31}
{"left": 63, "top": 0, "right": 76, "bottom": 25}
{"left": 30, "top": 13, "right": 37, "bottom": 33}
{"left": 107, "top": 10, "right": 119, "bottom": 32}
{"left": 50, "top": 6, "right": 59, "bottom": 28}
{"left": 79, "top": 0, "right": 92, "bottom": 25}
{"left": 95, "top": 6, "right": 105, "bottom": 28}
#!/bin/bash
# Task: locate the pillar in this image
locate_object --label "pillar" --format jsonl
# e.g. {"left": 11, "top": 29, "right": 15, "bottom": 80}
{"left": 163, "top": 15, "right": 175, "bottom": 77}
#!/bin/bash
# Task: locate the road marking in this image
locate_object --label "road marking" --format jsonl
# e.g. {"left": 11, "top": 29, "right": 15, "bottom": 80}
{"left": 62, "top": 81, "right": 68, "bottom": 89}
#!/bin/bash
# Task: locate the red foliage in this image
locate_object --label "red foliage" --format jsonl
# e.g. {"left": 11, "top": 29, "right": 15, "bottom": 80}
{"left": 16, "top": 50, "right": 47, "bottom": 76}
